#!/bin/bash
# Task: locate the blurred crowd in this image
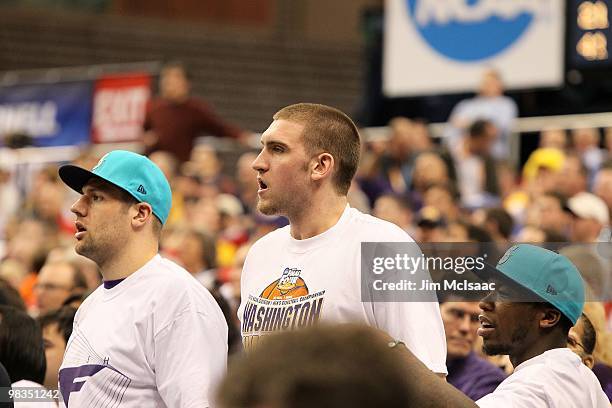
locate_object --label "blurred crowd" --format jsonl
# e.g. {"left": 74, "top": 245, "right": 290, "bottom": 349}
{"left": 0, "top": 67, "right": 611, "bottom": 405}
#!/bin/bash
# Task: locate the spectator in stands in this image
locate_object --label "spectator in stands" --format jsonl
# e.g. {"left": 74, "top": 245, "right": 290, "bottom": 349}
{"left": 0, "top": 361, "right": 13, "bottom": 408}
{"left": 571, "top": 127, "right": 605, "bottom": 176}
{"left": 38, "top": 307, "right": 77, "bottom": 391}
{"left": 594, "top": 164, "right": 612, "bottom": 219}
{"left": 483, "top": 208, "right": 514, "bottom": 243}
{"left": 605, "top": 127, "right": 612, "bottom": 154}
{"left": 423, "top": 183, "right": 461, "bottom": 224}
{"left": 0, "top": 166, "right": 19, "bottom": 253}
{"left": 34, "top": 259, "right": 87, "bottom": 315}
{"left": 566, "top": 192, "right": 609, "bottom": 242}
{"left": 373, "top": 117, "right": 432, "bottom": 195}
{"left": 374, "top": 245, "right": 609, "bottom": 407}
{"left": 217, "top": 324, "right": 414, "bottom": 408}
{"left": 234, "top": 151, "right": 259, "bottom": 213}
{"left": 0, "top": 306, "right": 46, "bottom": 387}
{"left": 539, "top": 127, "right": 567, "bottom": 150}
{"left": 443, "top": 69, "right": 518, "bottom": 160}
{"left": 0, "top": 277, "right": 26, "bottom": 311}
{"left": 568, "top": 313, "right": 597, "bottom": 369}
{"left": 411, "top": 151, "right": 452, "bottom": 208}
{"left": 142, "top": 61, "right": 246, "bottom": 162}
{"left": 372, "top": 193, "right": 413, "bottom": 233}
{"left": 414, "top": 206, "right": 446, "bottom": 243}
{"left": 560, "top": 245, "right": 608, "bottom": 300}
{"left": 530, "top": 191, "right": 571, "bottom": 239}
{"left": 440, "top": 300, "right": 506, "bottom": 400}
{"left": 171, "top": 227, "right": 218, "bottom": 289}
{"left": 450, "top": 119, "right": 499, "bottom": 209}
{"left": 558, "top": 154, "right": 589, "bottom": 198}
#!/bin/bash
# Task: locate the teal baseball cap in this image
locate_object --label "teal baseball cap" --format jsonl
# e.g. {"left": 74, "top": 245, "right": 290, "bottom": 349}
{"left": 476, "top": 244, "right": 585, "bottom": 324}
{"left": 59, "top": 150, "right": 172, "bottom": 225}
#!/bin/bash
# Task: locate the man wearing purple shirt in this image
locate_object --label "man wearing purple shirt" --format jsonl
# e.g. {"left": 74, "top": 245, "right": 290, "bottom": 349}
{"left": 440, "top": 301, "right": 506, "bottom": 400}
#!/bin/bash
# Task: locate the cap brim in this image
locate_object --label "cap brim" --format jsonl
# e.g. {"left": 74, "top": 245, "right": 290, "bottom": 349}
{"left": 473, "top": 262, "right": 545, "bottom": 302}
{"left": 58, "top": 165, "right": 97, "bottom": 194}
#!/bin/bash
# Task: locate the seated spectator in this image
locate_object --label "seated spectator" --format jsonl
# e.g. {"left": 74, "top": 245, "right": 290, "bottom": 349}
{"left": 372, "top": 193, "right": 413, "bottom": 233}
{"left": 566, "top": 192, "right": 609, "bottom": 242}
{"left": 539, "top": 127, "right": 567, "bottom": 150}
{"left": 560, "top": 245, "right": 608, "bottom": 300}
{"left": 34, "top": 259, "right": 87, "bottom": 315}
{"left": 571, "top": 126, "right": 605, "bottom": 176}
{"left": 443, "top": 69, "right": 517, "bottom": 160}
{"left": 529, "top": 191, "right": 571, "bottom": 239}
{"left": 0, "top": 276, "right": 26, "bottom": 311}
{"left": 0, "top": 361, "right": 12, "bottom": 408}
{"left": 483, "top": 208, "right": 514, "bottom": 243}
{"left": 568, "top": 312, "right": 612, "bottom": 401}
{"left": 594, "top": 164, "right": 612, "bottom": 220}
{"left": 411, "top": 151, "right": 452, "bottom": 209}
{"left": 217, "top": 324, "right": 414, "bottom": 408}
{"left": 440, "top": 301, "right": 506, "bottom": 400}
{"left": 423, "top": 183, "right": 461, "bottom": 224}
{"left": 558, "top": 154, "right": 589, "bottom": 198}
{"left": 568, "top": 313, "right": 597, "bottom": 369}
{"left": 0, "top": 306, "right": 46, "bottom": 386}
{"left": 38, "top": 307, "right": 77, "bottom": 391}
{"left": 415, "top": 206, "right": 447, "bottom": 243}
{"left": 450, "top": 119, "right": 499, "bottom": 208}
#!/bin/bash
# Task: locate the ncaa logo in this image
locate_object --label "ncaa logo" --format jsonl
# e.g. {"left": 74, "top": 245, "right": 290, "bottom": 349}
{"left": 405, "top": 0, "right": 543, "bottom": 62}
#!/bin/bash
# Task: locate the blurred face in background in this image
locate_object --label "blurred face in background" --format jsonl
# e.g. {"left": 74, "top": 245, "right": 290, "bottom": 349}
{"left": 539, "top": 129, "right": 566, "bottom": 150}
{"left": 594, "top": 169, "right": 612, "bottom": 210}
{"left": 35, "top": 262, "right": 76, "bottom": 314}
{"left": 536, "top": 195, "right": 568, "bottom": 234}
{"left": 42, "top": 323, "right": 66, "bottom": 390}
{"left": 160, "top": 66, "right": 190, "bottom": 102}
{"left": 479, "top": 70, "right": 503, "bottom": 97}
{"left": 440, "top": 302, "right": 481, "bottom": 359}
{"left": 558, "top": 156, "right": 587, "bottom": 197}
{"left": 373, "top": 196, "right": 411, "bottom": 230}
{"left": 572, "top": 128, "right": 599, "bottom": 152}
{"left": 413, "top": 153, "right": 449, "bottom": 192}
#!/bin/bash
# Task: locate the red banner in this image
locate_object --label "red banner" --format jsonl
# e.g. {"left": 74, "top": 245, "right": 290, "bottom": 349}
{"left": 91, "top": 73, "right": 151, "bottom": 143}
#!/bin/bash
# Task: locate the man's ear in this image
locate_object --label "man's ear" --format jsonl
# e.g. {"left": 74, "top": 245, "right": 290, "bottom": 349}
{"left": 582, "top": 354, "right": 595, "bottom": 370}
{"left": 131, "top": 202, "right": 154, "bottom": 231}
{"left": 539, "top": 307, "right": 562, "bottom": 329}
{"left": 311, "top": 152, "right": 334, "bottom": 182}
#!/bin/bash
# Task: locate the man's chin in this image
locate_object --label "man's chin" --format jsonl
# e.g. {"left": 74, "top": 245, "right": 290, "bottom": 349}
{"left": 482, "top": 342, "right": 509, "bottom": 356}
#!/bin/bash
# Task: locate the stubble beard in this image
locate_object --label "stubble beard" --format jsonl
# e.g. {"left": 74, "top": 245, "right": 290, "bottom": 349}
{"left": 482, "top": 324, "right": 529, "bottom": 356}
{"left": 75, "top": 237, "right": 109, "bottom": 268}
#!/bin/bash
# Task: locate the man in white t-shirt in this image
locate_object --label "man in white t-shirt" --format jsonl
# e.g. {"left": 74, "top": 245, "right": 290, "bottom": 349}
{"left": 382, "top": 244, "right": 609, "bottom": 407}
{"left": 238, "top": 103, "right": 447, "bottom": 376}
{"left": 57, "top": 150, "right": 227, "bottom": 407}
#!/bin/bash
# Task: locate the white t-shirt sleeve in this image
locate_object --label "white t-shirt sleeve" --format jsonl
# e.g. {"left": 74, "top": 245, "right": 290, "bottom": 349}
{"left": 364, "top": 224, "right": 447, "bottom": 375}
{"left": 476, "top": 381, "right": 549, "bottom": 408}
{"left": 154, "top": 308, "right": 228, "bottom": 408}
{"left": 370, "top": 300, "right": 447, "bottom": 375}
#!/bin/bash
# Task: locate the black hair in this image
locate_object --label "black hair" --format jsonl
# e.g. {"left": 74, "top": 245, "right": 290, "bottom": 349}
{"left": 0, "top": 278, "right": 26, "bottom": 311}
{"left": 469, "top": 119, "right": 493, "bottom": 139}
{"left": 580, "top": 313, "right": 597, "bottom": 355}
{"left": 485, "top": 208, "right": 514, "bottom": 239}
{"left": 0, "top": 305, "right": 46, "bottom": 384}
{"left": 38, "top": 306, "right": 77, "bottom": 344}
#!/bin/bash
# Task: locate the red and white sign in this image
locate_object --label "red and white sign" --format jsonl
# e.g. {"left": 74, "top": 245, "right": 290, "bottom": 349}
{"left": 92, "top": 73, "right": 151, "bottom": 143}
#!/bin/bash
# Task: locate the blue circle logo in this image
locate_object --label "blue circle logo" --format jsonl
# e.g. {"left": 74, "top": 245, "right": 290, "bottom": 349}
{"left": 406, "top": 0, "right": 535, "bottom": 62}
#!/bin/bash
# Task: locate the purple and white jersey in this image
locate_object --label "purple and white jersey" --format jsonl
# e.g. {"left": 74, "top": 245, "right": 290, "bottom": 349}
{"left": 59, "top": 255, "right": 228, "bottom": 407}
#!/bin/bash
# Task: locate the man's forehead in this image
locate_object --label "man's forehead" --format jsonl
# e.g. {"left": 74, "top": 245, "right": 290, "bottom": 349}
{"left": 83, "top": 177, "right": 121, "bottom": 194}
{"left": 444, "top": 302, "right": 480, "bottom": 313}
{"left": 261, "top": 119, "right": 305, "bottom": 141}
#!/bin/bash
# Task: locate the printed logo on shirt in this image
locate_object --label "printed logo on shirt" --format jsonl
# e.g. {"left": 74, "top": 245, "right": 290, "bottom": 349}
{"left": 260, "top": 267, "right": 308, "bottom": 300}
{"left": 59, "top": 328, "right": 131, "bottom": 406}
{"left": 242, "top": 267, "right": 325, "bottom": 351}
